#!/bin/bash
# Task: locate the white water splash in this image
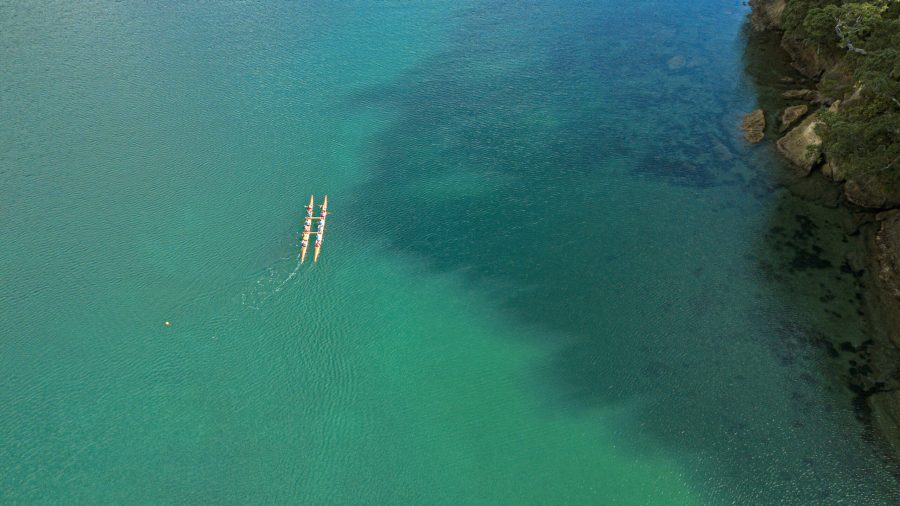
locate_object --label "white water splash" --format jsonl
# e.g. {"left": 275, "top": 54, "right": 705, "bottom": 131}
{"left": 239, "top": 253, "right": 304, "bottom": 310}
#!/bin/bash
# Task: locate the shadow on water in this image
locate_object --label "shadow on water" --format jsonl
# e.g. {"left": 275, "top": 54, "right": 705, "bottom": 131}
{"left": 343, "top": 1, "right": 900, "bottom": 501}
{"left": 737, "top": 19, "right": 900, "bottom": 496}
{"left": 741, "top": 18, "right": 900, "bottom": 478}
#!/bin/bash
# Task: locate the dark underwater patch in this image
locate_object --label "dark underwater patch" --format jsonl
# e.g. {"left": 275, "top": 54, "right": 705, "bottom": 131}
{"left": 636, "top": 139, "right": 722, "bottom": 188}
{"left": 790, "top": 249, "right": 833, "bottom": 270}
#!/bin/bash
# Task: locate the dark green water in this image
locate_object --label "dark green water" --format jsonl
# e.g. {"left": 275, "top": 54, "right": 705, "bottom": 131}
{"left": 2, "top": 0, "right": 899, "bottom": 503}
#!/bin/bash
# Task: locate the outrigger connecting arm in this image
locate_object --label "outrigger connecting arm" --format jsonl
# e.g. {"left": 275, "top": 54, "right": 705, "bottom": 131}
{"left": 301, "top": 194, "right": 328, "bottom": 263}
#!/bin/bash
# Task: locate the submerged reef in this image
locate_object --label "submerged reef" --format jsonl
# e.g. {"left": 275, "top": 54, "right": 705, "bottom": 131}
{"left": 749, "top": 0, "right": 900, "bottom": 462}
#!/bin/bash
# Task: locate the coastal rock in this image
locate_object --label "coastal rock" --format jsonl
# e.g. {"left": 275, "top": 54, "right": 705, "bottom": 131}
{"left": 844, "top": 177, "right": 900, "bottom": 209}
{"left": 817, "top": 63, "right": 854, "bottom": 104}
{"left": 811, "top": 95, "right": 835, "bottom": 107}
{"left": 842, "top": 149, "right": 900, "bottom": 208}
{"left": 876, "top": 209, "right": 900, "bottom": 222}
{"left": 869, "top": 215, "right": 900, "bottom": 459}
{"left": 842, "top": 85, "right": 865, "bottom": 109}
{"left": 851, "top": 211, "right": 876, "bottom": 233}
{"left": 779, "top": 105, "right": 807, "bottom": 133}
{"left": 780, "top": 37, "right": 829, "bottom": 78}
{"left": 875, "top": 210, "right": 900, "bottom": 303}
{"left": 845, "top": 251, "right": 867, "bottom": 274}
{"left": 869, "top": 390, "right": 900, "bottom": 456}
{"left": 820, "top": 161, "right": 839, "bottom": 181}
{"left": 873, "top": 209, "right": 900, "bottom": 340}
{"left": 776, "top": 115, "right": 822, "bottom": 175}
{"left": 667, "top": 55, "right": 685, "bottom": 71}
{"left": 844, "top": 179, "right": 884, "bottom": 208}
{"left": 821, "top": 159, "right": 847, "bottom": 182}
{"left": 782, "top": 89, "right": 817, "bottom": 101}
{"left": 783, "top": 173, "right": 842, "bottom": 207}
{"left": 741, "top": 109, "right": 766, "bottom": 144}
{"left": 748, "top": 0, "right": 786, "bottom": 30}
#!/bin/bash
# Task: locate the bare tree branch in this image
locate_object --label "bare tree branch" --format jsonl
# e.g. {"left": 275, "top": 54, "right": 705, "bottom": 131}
{"left": 834, "top": 16, "right": 868, "bottom": 55}
{"left": 884, "top": 153, "right": 900, "bottom": 171}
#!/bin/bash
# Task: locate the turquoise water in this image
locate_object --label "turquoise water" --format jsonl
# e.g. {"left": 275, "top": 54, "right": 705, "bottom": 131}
{"left": 2, "top": 0, "right": 899, "bottom": 503}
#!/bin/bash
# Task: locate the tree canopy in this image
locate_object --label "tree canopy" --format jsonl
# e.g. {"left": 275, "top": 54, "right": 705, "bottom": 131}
{"left": 782, "top": 1, "right": 899, "bottom": 188}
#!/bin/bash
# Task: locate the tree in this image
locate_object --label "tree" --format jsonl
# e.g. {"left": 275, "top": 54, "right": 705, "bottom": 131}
{"left": 803, "top": 3, "right": 887, "bottom": 55}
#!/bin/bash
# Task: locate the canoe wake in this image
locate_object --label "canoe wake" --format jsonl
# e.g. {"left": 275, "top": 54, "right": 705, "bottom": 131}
{"left": 239, "top": 255, "right": 302, "bottom": 310}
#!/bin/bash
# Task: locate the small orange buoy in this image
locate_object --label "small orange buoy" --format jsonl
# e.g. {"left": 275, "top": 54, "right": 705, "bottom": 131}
{"left": 164, "top": 321, "right": 171, "bottom": 327}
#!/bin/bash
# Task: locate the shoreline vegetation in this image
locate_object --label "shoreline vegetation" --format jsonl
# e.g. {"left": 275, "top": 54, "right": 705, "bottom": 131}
{"left": 747, "top": 0, "right": 900, "bottom": 461}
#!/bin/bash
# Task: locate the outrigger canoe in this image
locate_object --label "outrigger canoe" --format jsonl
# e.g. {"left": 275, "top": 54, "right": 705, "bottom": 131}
{"left": 300, "top": 195, "right": 314, "bottom": 263}
{"left": 313, "top": 195, "right": 328, "bottom": 262}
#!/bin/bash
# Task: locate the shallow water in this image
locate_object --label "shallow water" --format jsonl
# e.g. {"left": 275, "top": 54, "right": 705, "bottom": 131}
{"left": 2, "top": 1, "right": 899, "bottom": 503}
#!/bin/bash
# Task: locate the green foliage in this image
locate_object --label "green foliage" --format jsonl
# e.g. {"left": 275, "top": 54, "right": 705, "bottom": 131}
{"left": 856, "top": 49, "right": 900, "bottom": 113}
{"left": 820, "top": 109, "right": 900, "bottom": 184}
{"left": 818, "top": 62, "right": 855, "bottom": 98}
{"left": 818, "top": 52, "right": 899, "bottom": 186}
{"left": 862, "top": 8, "right": 900, "bottom": 51}
{"left": 799, "top": 2, "right": 888, "bottom": 55}
{"left": 820, "top": 107, "right": 900, "bottom": 171}
{"left": 801, "top": 5, "right": 844, "bottom": 54}
{"left": 782, "top": 0, "right": 839, "bottom": 40}
{"left": 777, "top": 1, "right": 900, "bottom": 194}
{"left": 783, "top": 1, "right": 896, "bottom": 51}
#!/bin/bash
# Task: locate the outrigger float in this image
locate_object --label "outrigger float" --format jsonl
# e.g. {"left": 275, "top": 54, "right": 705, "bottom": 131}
{"left": 299, "top": 194, "right": 329, "bottom": 263}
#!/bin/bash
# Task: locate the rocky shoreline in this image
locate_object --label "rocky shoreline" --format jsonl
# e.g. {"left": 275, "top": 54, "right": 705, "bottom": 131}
{"left": 747, "top": 1, "right": 900, "bottom": 461}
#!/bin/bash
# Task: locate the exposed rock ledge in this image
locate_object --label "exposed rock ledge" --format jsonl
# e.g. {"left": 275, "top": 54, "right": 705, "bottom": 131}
{"left": 749, "top": 0, "right": 900, "bottom": 462}
{"left": 779, "top": 105, "right": 807, "bottom": 133}
{"left": 842, "top": 176, "right": 900, "bottom": 210}
{"left": 775, "top": 114, "right": 822, "bottom": 175}
{"left": 874, "top": 210, "right": 900, "bottom": 321}
{"left": 748, "top": 0, "right": 785, "bottom": 30}
{"left": 782, "top": 89, "right": 817, "bottom": 101}
{"left": 741, "top": 109, "right": 766, "bottom": 144}
{"left": 868, "top": 211, "right": 900, "bottom": 455}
